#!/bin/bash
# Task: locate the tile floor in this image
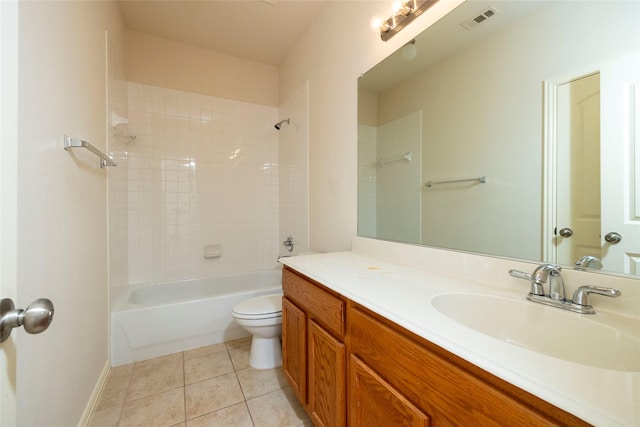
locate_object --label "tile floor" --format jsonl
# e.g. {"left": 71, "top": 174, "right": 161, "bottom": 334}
{"left": 89, "top": 337, "right": 311, "bottom": 427}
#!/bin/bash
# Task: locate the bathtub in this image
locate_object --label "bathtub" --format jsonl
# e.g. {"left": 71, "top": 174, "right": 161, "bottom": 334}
{"left": 110, "top": 268, "right": 283, "bottom": 366}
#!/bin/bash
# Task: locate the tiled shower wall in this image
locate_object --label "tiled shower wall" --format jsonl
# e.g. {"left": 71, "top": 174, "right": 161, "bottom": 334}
{"left": 120, "top": 82, "right": 280, "bottom": 285}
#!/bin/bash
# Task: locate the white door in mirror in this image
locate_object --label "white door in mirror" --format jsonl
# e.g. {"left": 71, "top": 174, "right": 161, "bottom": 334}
{"left": 556, "top": 73, "right": 602, "bottom": 266}
{"left": 601, "top": 51, "right": 640, "bottom": 275}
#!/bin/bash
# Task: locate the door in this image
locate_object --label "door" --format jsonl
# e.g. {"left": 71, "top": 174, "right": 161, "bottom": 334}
{"left": 349, "top": 355, "right": 430, "bottom": 426}
{"left": 1, "top": 1, "right": 19, "bottom": 424}
{"left": 308, "top": 320, "right": 346, "bottom": 427}
{"left": 600, "top": 51, "right": 640, "bottom": 274}
{"left": 555, "top": 73, "right": 602, "bottom": 266}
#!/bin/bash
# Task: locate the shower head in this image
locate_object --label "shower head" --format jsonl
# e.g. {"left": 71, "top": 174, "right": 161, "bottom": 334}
{"left": 274, "top": 118, "right": 290, "bottom": 130}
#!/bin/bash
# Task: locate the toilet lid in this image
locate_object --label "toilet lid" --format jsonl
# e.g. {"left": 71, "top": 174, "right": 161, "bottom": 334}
{"left": 232, "top": 294, "right": 282, "bottom": 319}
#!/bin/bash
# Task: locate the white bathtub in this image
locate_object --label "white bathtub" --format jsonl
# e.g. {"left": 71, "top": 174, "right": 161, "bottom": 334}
{"left": 110, "top": 268, "right": 283, "bottom": 366}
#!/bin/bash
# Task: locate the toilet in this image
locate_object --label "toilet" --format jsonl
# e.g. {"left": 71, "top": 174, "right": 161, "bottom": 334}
{"left": 231, "top": 293, "right": 283, "bottom": 369}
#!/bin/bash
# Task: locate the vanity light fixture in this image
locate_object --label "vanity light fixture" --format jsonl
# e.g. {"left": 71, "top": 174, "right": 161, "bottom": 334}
{"left": 379, "top": 0, "right": 440, "bottom": 41}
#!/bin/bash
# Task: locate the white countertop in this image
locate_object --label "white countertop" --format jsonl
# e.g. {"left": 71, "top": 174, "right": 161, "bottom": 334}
{"left": 279, "top": 251, "right": 640, "bottom": 426}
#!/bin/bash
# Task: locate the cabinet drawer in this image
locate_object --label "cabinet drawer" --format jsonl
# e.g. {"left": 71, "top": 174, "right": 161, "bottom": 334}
{"left": 283, "top": 267, "right": 345, "bottom": 338}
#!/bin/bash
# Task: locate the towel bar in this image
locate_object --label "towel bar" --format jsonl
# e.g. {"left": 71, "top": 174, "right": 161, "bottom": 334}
{"left": 64, "top": 135, "right": 117, "bottom": 168}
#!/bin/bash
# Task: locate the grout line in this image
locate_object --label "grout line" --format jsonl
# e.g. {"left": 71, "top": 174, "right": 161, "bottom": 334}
{"left": 245, "top": 400, "right": 257, "bottom": 427}
{"left": 183, "top": 350, "right": 188, "bottom": 425}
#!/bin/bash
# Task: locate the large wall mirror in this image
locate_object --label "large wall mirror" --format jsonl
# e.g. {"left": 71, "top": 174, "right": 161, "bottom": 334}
{"left": 358, "top": 0, "right": 640, "bottom": 277}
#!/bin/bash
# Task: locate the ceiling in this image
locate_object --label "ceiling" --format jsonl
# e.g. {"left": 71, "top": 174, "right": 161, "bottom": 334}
{"left": 118, "top": 0, "right": 327, "bottom": 66}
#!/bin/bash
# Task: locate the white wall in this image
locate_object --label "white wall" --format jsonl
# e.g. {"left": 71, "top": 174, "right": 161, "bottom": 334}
{"left": 279, "top": 82, "right": 310, "bottom": 256}
{"left": 124, "top": 82, "right": 280, "bottom": 285}
{"left": 279, "top": 0, "right": 464, "bottom": 252}
{"left": 125, "top": 29, "right": 279, "bottom": 107}
{"left": 17, "top": 1, "right": 124, "bottom": 425}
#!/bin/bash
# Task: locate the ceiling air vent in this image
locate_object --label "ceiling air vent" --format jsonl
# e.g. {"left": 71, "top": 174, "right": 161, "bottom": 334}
{"left": 461, "top": 6, "right": 499, "bottom": 30}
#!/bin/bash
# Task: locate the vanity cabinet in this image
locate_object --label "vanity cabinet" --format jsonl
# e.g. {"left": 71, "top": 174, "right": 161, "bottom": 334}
{"left": 282, "top": 267, "right": 346, "bottom": 427}
{"left": 349, "top": 302, "right": 589, "bottom": 427}
{"left": 282, "top": 266, "right": 589, "bottom": 426}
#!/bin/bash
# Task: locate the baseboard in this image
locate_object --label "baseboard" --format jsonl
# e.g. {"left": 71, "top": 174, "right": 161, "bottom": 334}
{"left": 77, "top": 360, "right": 111, "bottom": 427}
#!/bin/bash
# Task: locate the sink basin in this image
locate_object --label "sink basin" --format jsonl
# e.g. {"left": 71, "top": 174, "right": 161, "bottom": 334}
{"left": 431, "top": 293, "right": 640, "bottom": 372}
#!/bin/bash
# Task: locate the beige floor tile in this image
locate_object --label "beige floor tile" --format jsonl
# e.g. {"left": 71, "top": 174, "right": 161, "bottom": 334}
{"left": 88, "top": 405, "right": 122, "bottom": 427}
{"left": 119, "top": 387, "right": 185, "bottom": 427}
{"left": 246, "top": 387, "right": 309, "bottom": 427}
{"left": 236, "top": 367, "right": 288, "bottom": 400}
{"left": 93, "top": 340, "right": 305, "bottom": 426}
{"left": 127, "top": 359, "right": 184, "bottom": 401}
{"left": 184, "top": 351, "right": 234, "bottom": 385}
{"left": 109, "top": 363, "right": 134, "bottom": 378}
{"left": 228, "top": 344, "right": 251, "bottom": 371}
{"left": 225, "top": 336, "right": 251, "bottom": 349}
{"left": 184, "top": 342, "right": 227, "bottom": 360}
{"left": 95, "top": 372, "right": 131, "bottom": 411}
{"left": 185, "top": 372, "right": 245, "bottom": 420}
{"left": 133, "top": 352, "right": 183, "bottom": 371}
{"left": 186, "top": 402, "right": 254, "bottom": 427}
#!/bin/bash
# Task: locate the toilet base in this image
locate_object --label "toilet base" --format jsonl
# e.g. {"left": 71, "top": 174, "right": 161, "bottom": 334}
{"left": 249, "top": 335, "right": 282, "bottom": 369}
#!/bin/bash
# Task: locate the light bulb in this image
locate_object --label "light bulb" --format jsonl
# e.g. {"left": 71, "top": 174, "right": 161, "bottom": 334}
{"left": 370, "top": 16, "right": 390, "bottom": 33}
{"left": 370, "top": 16, "right": 383, "bottom": 31}
{"left": 398, "top": 1, "right": 412, "bottom": 16}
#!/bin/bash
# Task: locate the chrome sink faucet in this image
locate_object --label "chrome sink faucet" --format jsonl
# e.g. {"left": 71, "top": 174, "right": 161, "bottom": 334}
{"left": 508, "top": 263, "right": 563, "bottom": 298}
{"left": 509, "top": 263, "right": 621, "bottom": 314}
{"left": 531, "top": 263, "right": 565, "bottom": 300}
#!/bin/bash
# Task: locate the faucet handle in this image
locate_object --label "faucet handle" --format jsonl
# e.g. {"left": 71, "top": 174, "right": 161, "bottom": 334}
{"left": 508, "top": 269, "right": 531, "bottom": 281}
{"left": 572, "top": 285, "right": 621, "bottom": 308}
{"left": 509, "top": 269, "right": 545, "bottom": 296}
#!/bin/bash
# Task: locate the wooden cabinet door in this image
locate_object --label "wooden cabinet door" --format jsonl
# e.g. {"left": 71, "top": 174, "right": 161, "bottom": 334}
{"left": 308, "top": 320, "right": 346, "bottom": 427}
{"left": 349, "top": 355, "right": 430, "bottom": 427}
{"left": 282, "top": 297, "right": 307, "bottom": 405}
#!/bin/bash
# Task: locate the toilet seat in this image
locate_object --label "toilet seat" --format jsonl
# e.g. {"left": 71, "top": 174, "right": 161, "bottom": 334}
{"left": 232, "top": 294, "right": 282, "bottom": 320}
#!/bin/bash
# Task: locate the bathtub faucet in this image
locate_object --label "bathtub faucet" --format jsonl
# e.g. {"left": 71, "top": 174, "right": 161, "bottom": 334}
{"left": 282, "top": 236, "right": 295, "bottom": 252}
